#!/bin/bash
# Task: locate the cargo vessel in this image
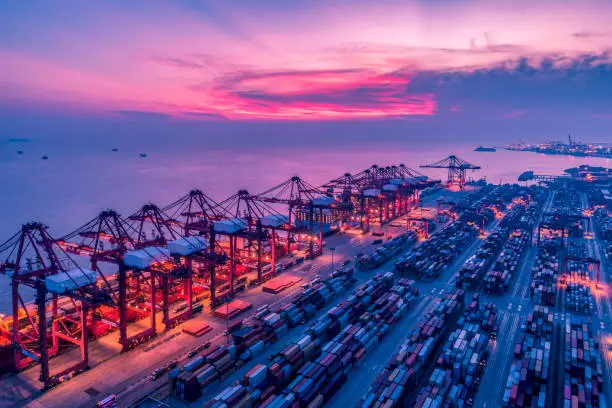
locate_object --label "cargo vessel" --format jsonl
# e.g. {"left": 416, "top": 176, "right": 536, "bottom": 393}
{"left": 474, "top": 146, "right": 496, "bottom": 152}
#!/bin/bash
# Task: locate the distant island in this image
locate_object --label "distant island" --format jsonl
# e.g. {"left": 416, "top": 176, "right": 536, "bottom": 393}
{"left": 474, "top": 146, "right": 496, "bottom": 152}
{"left": 506, "top": 135, "right": 612, "bottom": 159}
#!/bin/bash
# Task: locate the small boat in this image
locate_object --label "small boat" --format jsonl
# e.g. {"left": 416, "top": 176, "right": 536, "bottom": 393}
{"left": 17, "top": 150, "right": 23, "bottom": 155}
{"left": 41, "top": 156, "right": 49, "bottom": 160}
{"left": 139, "top": 153, "right": 147, "bottom": 158}
{"left": 112, "top": 148, "right": 118, "bottom": 152}
{"left": 474, "top": 146, "right": 496, "bottom": 152}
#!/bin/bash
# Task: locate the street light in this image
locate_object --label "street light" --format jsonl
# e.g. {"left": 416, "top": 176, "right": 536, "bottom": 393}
{"left": 330, "top": 247, "right": 336, "bottom": 271}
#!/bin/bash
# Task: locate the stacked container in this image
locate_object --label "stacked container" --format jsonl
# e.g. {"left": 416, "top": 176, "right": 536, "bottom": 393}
{"left": 171, "top": 272, "right": 356, "bottom": 402}
{"left": 594, "top": 208, "right": 612, "bottom": 241}
{"left": 563, "top": 317, "right": 604, "bottom": 408}
{"left": 395, "top": 221, "right": 479, "bottom": 280}
{"left": 561, "top": 250, "right": 595, "bottom": 315}
{"left": 502, "top": 305, "right": 553, "bottom": 407}
{"left": 414, "top": 295, "right": 498, "bottom": 408}
{"left": 456, "top": 226, "right": 510, "bottom": 289}
{"left": 359, "top": 289, "right": 466, "bottom": 408}
{"left": 357, "top": 231, "right": 417, "bottom": 270}
{"left": 530, "top": 241, "right": 559, "bottom": 307}
{"left": 483, "top": 229, "right": 530, "bottom": 294}
{"left": 202, "top": 274, "right": 419, "bottom": 408}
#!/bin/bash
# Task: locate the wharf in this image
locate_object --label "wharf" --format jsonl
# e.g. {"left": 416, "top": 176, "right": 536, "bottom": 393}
{"left": 2, "top": 192, "right": 452, "bottom": 408}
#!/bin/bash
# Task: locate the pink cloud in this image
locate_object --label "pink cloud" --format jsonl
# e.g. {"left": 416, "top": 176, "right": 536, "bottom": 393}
{"left": 205, "top": 68, "right": 437, "bottom": 120}
{"left": 2, "top": 1, "right": 611, "bottom": 120}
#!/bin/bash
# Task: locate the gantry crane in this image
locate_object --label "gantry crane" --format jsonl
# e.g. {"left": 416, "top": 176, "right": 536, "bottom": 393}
{"left": 325, "top": 164, "right": 434, "bottom": 231}
{"left": 215, "top": 189, "right": 311, "bottom": 290}
{"left": 163, "top": 189, "right": 229, "bottom": 307}
{"left": 420, "top": 155, "right": 480, "bottom": 189}
{"left": 253, "top": 176, "right": 331, "bottom": 259}
{"left": 123, "top": 204, "right": 188, "bottom": 341}
{"left": 0, "top": 223, "right": 113, "bottom": 388}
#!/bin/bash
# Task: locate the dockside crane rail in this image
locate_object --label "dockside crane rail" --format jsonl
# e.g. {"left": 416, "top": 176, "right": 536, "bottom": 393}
{"left": 420, "top": 155, "right": 480, "bottom": 189}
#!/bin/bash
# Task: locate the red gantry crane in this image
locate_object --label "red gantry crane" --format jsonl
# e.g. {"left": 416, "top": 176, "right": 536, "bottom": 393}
{"left": 121, "top": 203, "right": 187, "bottom": 343}
{"left": 0, "top": 223, "right": 113, "bottom": 388}
{"left": 253, "top": 176, "right": 332, "bottom": 259}
{"left": 325, "top": 164, "right": 435, "bottom": 231}
{"left": 213, "top": 190, "right": 279, "bottom": 297}
{"left": 163, "top": 189, "right": 229, "bottom": 308}
{"left": 420, "top": 155, "right": 480, "bottom": 189}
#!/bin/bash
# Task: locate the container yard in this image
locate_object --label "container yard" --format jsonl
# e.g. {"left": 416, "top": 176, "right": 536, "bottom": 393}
{"left": 0, "top": 163, "right": 610, "bottom": 408}
{"left": 561, "top": 258, "right": 595, "bottom": 315}
{"left": 197, "top": 273, "right": 419, "bottom": 408}
{"left": 393, "top": 185, "right": 514, "bottom": 281}
{"left": 394, "top": 221, "right": 478, "bottom": 280}
{"left": 170, "top": 270, "right": 357, "bottom": 403}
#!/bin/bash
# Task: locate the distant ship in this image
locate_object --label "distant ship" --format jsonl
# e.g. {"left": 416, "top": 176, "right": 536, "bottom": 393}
{"left": 41, "top": 156, "right": 49, "bottom": 160}
{"left": 139, "top": 153, "right": 147, "bottom": 158}
{"left": 111, "top": 148, "right": 118, "bottom": 152}
{"left": 474, "top": 146, "right": 496, "bottom": 152}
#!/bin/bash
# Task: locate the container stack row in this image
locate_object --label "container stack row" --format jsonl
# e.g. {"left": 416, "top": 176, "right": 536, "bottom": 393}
{"left": 502, "top": 305, "right": 553, "bottom": 407}
{"left": 395, "top": 221, "right": 479, "bottom": 280}
{"left": 363, "top": 230, "right": 418, "bottom": 269}
{"left": 357, "top": 231, "right": 418, "bottom": 270}
{"left": 202, "top": 273, "right": 419, "bottom": 408}
{"left": 562, "top": 317, "right": 604, "bottom": 408}
{"left": 518, "top": 197, "right": 546, "bottom": 230}
{"left": 170, "top": 271, "right": 356, "bottom": 402}
{"left": 529, "top": 241, "right": 559, "bottom": 307}
{"left": 456, "top": 227, "right": 510, "bottom": 290}
{"left": 413, "top": 295, "right": 498, "bottom": 408}
{"left": 359, "top": 289, "right": 466, "bottom": 408}
{"left": 395, "top": 184, "right": 534, "bottom": 282}
{"left": 561, "top": 259, "right": 594, "bottom": 315}
{"left": 483, "top": 229, "right": 530, "bottom": 295}
{"left": 587, "top": 188, "right": 608, "bottom": 209}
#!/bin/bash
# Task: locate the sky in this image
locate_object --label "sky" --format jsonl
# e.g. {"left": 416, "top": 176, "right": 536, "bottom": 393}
{"left": 1, "top": 0, "right": 612, "bottom": 143}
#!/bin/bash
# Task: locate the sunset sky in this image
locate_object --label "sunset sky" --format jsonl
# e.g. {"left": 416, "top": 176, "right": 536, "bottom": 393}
{"left": 1, "top": 0, "right": 611, "bottom": 139}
